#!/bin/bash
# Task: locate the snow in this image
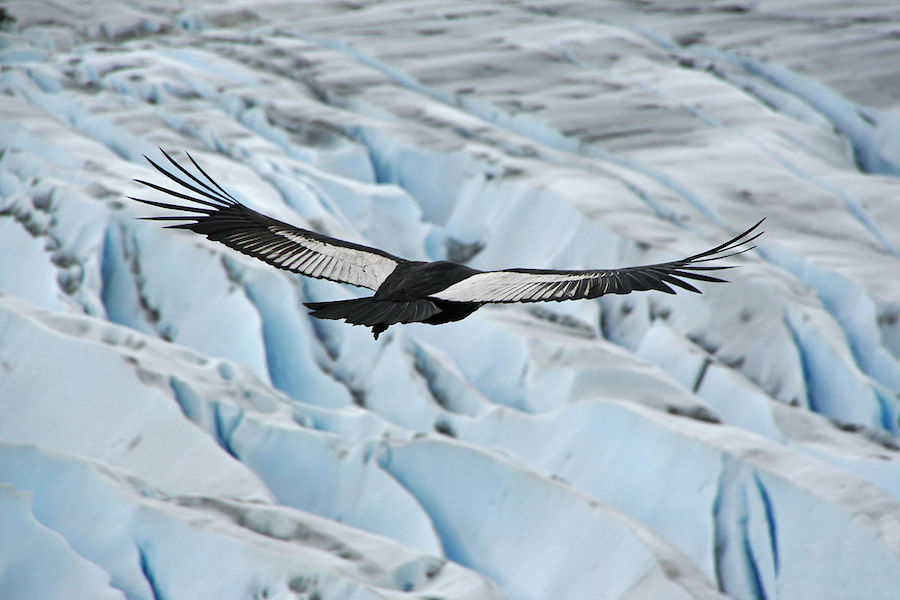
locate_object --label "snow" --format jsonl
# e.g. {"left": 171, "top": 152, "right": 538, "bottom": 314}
{"left": 2, "top": 1, "right": 900, "bottom": 598}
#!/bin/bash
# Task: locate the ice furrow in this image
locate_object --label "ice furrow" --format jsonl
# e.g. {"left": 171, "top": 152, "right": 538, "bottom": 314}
{"left": 136, "top": 544, "right": 164, "bottom": 600}
{"left": 290, "top": 27, "right": 727, "bottom": 228}
{"left": 563, "top": 41, "right": 900, "bottom": 257}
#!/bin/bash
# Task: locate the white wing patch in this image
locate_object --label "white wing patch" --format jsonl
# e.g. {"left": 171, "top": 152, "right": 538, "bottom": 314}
{"left": 432, "top": 270, "right": 595, "bottom": 303}
{"left": 273, "top": 228, "right": 398, "bottom": 290}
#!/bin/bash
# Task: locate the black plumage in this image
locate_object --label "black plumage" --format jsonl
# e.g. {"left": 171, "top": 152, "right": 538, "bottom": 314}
{"left": 131, "top": 151, "right": 763, "bottom": 339}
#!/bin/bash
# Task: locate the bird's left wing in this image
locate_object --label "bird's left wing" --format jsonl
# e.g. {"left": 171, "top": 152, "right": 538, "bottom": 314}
{"left": 430, "top": 220, "right": 763, "bottom": 303}
{"left": 130, "top": 150, "right": 402, "bottom": 291}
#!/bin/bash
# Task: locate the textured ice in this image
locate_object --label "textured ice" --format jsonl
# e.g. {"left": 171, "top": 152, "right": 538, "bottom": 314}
{"left": 2, "top": 1, "right": 900, "bottom": 599}
{"left": 0, "top": 484, "right": 125, "bottom": 600}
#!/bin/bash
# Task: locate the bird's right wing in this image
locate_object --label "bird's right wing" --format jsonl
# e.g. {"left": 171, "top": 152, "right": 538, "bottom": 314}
{"left": 130, "top": 150, "right": 402, "bottom": 291}
{"left": 431, "top": 220, "right": 764, "bottom": 303}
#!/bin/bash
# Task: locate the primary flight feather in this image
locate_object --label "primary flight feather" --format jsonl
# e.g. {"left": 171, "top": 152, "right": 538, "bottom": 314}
{"left": 131, "top": 150, "right": 763, "bottom": 339}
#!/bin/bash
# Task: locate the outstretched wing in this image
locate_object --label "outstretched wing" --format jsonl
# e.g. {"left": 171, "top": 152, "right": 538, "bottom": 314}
{"left": 130, "top": 150, "right": 403, "bottom": 291}
{"left": 430, "top": 220, "right": 764, "bottom": 303}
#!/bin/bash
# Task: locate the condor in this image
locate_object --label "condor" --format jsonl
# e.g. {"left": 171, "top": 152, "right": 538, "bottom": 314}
{"left": 132, "top": 151, "right": 763, "bottom": 339}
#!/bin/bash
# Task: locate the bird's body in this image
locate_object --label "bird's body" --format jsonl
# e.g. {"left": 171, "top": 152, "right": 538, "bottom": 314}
{"left": 132, "top": 151, "right": 763, "bottom": 339}
{"left": 306, "top": 260, "right": 483, "bottom": 338}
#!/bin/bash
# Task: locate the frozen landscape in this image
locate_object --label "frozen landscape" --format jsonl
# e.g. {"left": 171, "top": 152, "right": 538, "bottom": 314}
{"left": 2, "top": 1, "right": 900, "bottom": 598}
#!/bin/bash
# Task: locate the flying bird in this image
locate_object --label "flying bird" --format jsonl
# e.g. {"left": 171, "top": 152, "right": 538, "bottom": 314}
{"left": 131, "top": 151, "right": 763, "bottom": 339}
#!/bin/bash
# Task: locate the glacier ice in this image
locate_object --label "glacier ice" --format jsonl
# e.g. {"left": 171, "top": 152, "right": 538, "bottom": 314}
{"left": 2, "top": 1, "right": 900, "bottom": 599}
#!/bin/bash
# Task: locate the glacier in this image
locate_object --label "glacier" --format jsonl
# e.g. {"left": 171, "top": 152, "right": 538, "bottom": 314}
{"left": 2, "top": 1, "right": 900, "bottom": 599}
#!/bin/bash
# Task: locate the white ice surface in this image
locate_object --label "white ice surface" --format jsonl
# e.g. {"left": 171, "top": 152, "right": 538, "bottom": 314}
{"left": 2, "top": 1, "right": 900, "bottom": 599}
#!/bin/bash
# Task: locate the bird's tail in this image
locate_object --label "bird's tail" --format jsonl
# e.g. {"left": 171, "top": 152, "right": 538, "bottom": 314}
{"left": 304, "top": 297, "right": 441, "bottom": 338}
